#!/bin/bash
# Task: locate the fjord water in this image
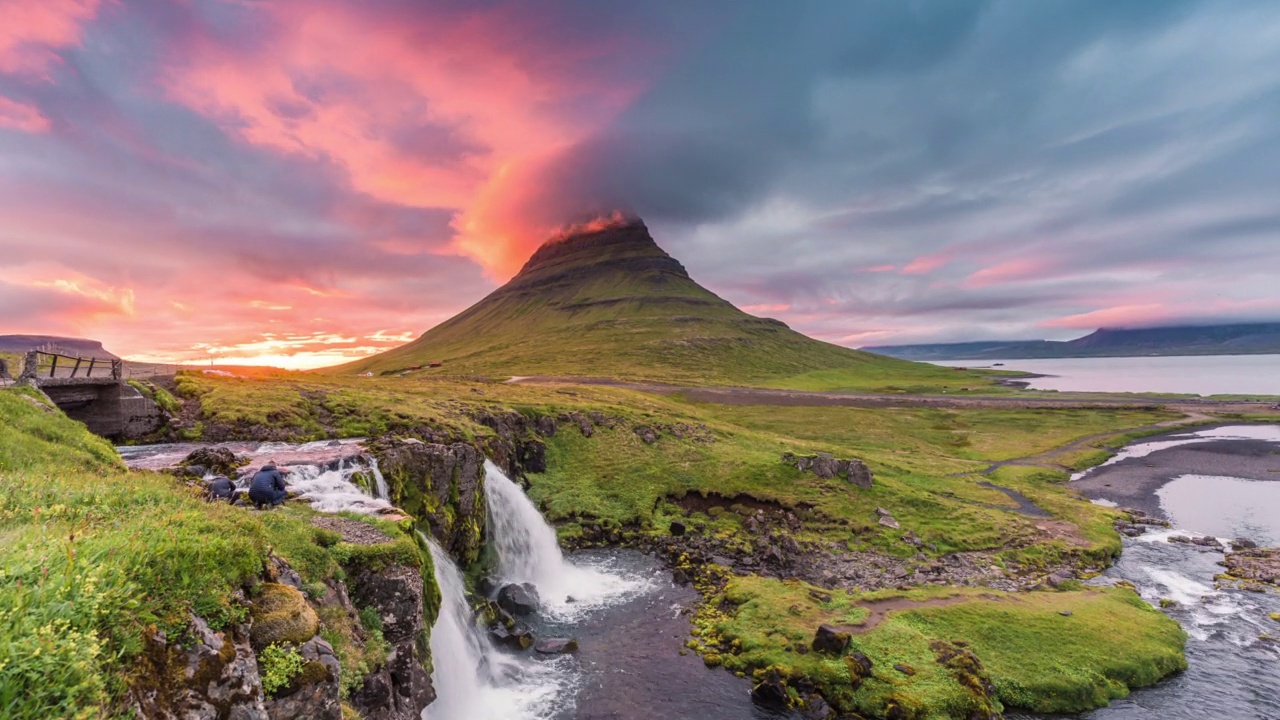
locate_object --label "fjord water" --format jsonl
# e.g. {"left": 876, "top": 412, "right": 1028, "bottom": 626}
{"left": 934, "top": 354, "right": 1280, "bottom": 395}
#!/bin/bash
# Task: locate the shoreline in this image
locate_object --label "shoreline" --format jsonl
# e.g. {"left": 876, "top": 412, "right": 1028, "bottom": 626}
{"left": 1068, "top": 427, "right": 1280, "bottom": 520}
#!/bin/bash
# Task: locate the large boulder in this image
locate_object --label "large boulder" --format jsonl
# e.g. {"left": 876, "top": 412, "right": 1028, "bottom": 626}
{"left": 496, "top": 583, "right": 540, "bottom": 616}
{"left": 249, "top": 584, "right": 319, "bottom": 651}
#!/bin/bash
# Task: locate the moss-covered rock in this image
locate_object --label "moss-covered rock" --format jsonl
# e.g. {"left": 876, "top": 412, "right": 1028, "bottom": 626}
{"left": 250, "top": 583, "right": 320, "bottom": 651}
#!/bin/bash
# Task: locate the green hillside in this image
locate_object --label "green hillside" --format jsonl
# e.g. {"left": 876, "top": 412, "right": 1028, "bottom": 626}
{"left": 334, "top": 219, "right": 986, "bottom": 391}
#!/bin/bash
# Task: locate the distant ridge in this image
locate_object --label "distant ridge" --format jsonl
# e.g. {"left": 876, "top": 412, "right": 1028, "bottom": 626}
{"left": 0, "top": 335, "right": 119, "bottom": 359}
{"left": 333, "top": 217, "right": 959, "bottom": 389}
{"left": 865, "top": 322, "right": 1280, "bottom": 360}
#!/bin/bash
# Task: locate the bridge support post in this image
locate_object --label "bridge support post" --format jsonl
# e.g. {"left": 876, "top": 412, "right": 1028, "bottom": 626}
{"left": 19, "top": 352, "right": 38, "bottom": 385}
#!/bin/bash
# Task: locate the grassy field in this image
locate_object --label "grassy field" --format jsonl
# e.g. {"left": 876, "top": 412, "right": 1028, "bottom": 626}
{"left": 0, "top": 387, "right": 422, "bottom": 719}
{"left": 16, "top": 366, "right": 1201, "bottom": 717}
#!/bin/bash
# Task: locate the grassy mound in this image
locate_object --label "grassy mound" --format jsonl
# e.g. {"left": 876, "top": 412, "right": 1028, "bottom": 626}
{"left": 706, "top": 576, "right": 1186, "bottom": 718}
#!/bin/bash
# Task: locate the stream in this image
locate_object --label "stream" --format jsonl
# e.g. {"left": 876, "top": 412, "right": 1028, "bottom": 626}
{"left": 1009, "top": 425, "right": 1280, "bottom": 720}
{"left": 118, "top": 441, "right": 782, "bottom": 719}
{"left": 119, "top": 425, "right": 1280, "bottom": 719}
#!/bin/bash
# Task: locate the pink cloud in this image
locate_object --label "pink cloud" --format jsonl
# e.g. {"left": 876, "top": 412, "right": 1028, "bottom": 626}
{"left": 858, "top": 264, "right": 897, "bottom": 273}
{"left": 1042, "top": 304, "right": 1169, "bottom": 329}
{"left": 741, "top": 303, "right": 792, "bottom": 314}
{"left": 0, "top": 96, "right": 50, "bottom": 132}
{"left": 159, "top": 1, "right": 664, "bottom": 278}
{"left": 901, "top": 252, "right": 952, "bottom": 275}
{"left": 963, "top": 258, "right": 1050, "bottom": 288}
{"left": 0, "top": 0, "right": 102, "bottom": 78}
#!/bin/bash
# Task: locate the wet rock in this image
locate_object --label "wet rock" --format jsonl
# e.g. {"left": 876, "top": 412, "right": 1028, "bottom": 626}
{"left": 182, "top": 447, "right": 244, "bottom": 476}
{"left": 1223, "top": 546, "right": 1280, "bottom": 587}
{"left": 1231, "top": 538, "right": 1259, "bottom": 551}
{"left": 812, "top": 624, "right": 851, "bottom": 655}
{"left": 249, "top": 584, "right": 319, "bottom": 651}
{"left": 802, "top": 694, "right": 834, "bottom": 719}
{"left": 489, "top": 624, "right": 535, "bottom": 650}
{"left": 262, "top": 637, "right": 341, "bottom": 720}
{"left": 496, "top": 583, "right": 540, "bottom": 616}
{"left": 476, "top": 575, "right": 500, "bottom": 598}
{"left": 534, "top": 638, "right": 579, "bottom": 654}
{"left": 669, "top": 520, "right": 686, "bottom": 537}
{"left": 750, "top": 670, "right": 790, "bottom": 709}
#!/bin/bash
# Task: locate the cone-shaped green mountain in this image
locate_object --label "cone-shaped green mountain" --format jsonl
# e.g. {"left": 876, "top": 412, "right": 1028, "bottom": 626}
{"left": 336, "top": 218, "right": 972, "bottom": 390}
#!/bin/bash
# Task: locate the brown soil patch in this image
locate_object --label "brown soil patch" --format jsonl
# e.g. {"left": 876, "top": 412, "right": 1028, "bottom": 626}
{"left": 310, "top": 515, "right": 392, "bottom": 545}
{"left": 845, "top": 594, "right": 1000, "bottom": 635}
{"left": 1033, "top": 519, "right": 1091, "bottom": 547}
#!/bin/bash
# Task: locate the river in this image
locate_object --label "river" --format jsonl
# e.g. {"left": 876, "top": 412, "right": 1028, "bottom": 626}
{"left": 119, "top": 423, "right": 1280, "bottom": 719}
{"left": 1017, "top": 425, "right": 1280, "bottom": 720}
{"left": 931, "top": 354, "right": 1280, "bottom": 396}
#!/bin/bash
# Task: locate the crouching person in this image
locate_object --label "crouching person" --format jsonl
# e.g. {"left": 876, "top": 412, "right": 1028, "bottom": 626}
{"left": 205, "top": 475, "right": 236, "bottom": 502}
{"left": 248, "top": 461, "right": 289, "bottom": 510}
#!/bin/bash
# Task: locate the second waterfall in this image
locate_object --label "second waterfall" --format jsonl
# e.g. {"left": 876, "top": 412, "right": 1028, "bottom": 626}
{"left": 423, "top": 460, "right": 647, "bottom": 720}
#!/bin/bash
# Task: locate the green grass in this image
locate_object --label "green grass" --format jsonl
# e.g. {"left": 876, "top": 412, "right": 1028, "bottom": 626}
{"left": 0, "top": 387, "right": 417, "bottom": 718}
{"left": 710, "top": 576, "right": 1186, "bottom": 718}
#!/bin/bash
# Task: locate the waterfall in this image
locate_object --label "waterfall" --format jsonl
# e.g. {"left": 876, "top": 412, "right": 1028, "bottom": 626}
{"left": 422, "top": 534, "right": 566, "bottom": 720}
{"left": 483, "top": 460, "right": 642, "bottom": 619}
{"left": 371, "top": 457, "right": 390, "bottom": 501}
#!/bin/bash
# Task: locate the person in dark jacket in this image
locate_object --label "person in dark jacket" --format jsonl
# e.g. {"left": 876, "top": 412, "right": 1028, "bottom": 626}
{"left": 248, "top": 462, "right": 289, "bottom": 509}
{"left": 206, "top": 475, "right": 236, "bottom": 502}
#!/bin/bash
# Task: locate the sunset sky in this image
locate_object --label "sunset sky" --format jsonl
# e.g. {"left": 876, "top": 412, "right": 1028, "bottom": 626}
{"left": 2, "top": 0, "right": 1279, "bottom": 368}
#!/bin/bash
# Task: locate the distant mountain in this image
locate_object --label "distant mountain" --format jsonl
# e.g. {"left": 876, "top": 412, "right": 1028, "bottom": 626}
{"left": 865, "top": 323, "right": 1280, "bottom": 360}
{"left": 0, "top": 335, "right": 119, "bottom": 359}
{"left": 334, "top": 217, "right": 949, "bottom": 387}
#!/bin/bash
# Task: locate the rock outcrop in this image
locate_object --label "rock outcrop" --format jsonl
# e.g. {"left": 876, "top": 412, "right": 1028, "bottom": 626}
{"left": 782, "top": 452, "right": 874, "bottom": 488}
{"left": 373, "top": 439, "right": 486, "bottom": 563}
{"left": 350, "top": 564, "right": 436, "bottom": 720}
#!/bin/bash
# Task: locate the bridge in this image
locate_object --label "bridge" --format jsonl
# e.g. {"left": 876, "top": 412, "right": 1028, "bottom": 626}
{"left": 11, "top": 350, "right": 166, "bottom": 439}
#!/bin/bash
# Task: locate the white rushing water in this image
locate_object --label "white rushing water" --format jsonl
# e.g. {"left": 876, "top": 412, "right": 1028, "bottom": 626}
{"left": 423, "top": 535, "right": 569, "bottom": 720}
{"left": 484, "top": 460, "right": 645, "bottom": 620}
{"left": 284, "top": 456, "right": 393, "bottom": 514}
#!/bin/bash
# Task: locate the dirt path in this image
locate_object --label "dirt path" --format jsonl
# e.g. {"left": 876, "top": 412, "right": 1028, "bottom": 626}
{"left": 844, "top": 594, "right": 994, "bottom": 634}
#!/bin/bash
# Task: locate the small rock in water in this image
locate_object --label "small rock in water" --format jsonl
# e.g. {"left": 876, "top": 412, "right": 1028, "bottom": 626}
{"left": 489, "top": 624, "right": 535, "bottom": 650}
{"left": 534, "top": 637, "right": 578, "bottom": 654}
{"left": 565, "top": 596, "right": 576, "bottom": 604}
{"left": 496, "top": 583, "right": 540, "bottom": 616}
{"left": 1231, "top": 538, "right": 1259, "bottom": 551}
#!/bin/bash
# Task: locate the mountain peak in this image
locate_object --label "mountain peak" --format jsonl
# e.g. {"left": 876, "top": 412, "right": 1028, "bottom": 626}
{"left": 504, "top": 214, "right": 691, "bottom": 295}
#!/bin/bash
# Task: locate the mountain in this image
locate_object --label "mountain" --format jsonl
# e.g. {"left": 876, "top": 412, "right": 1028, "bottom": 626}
{"left": 866, "top": 323, "right": 1280, "bottom": 360}
{"left": 336, "top": 218, "right": 958, "bottom": 388}
{"left": 0, "top": 335, "right": 119, "bottom": 359}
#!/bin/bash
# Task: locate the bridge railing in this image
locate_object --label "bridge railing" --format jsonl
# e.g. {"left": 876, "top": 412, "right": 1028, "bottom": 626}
{"left": 21, "top": 350, "right": 123, "bottom": 381}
